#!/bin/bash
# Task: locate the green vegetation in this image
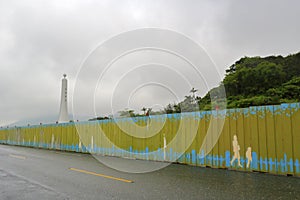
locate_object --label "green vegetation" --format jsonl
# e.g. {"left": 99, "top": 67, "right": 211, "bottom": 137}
{"left": 91, "top": 52, "right": 300, "bottom": 120}
{"left": 219, "top": 52, "right": 300, "bottom": 108}
{"left": 172, "top": 52, "right": 300, "bottom": 112}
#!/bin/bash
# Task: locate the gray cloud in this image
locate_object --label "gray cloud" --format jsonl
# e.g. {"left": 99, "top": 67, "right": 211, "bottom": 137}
{"left": 0, "top": 0, "right": 299, "bottom": 126}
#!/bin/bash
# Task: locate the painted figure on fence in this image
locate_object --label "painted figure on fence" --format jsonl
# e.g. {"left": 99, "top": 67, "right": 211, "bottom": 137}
{"left": 163, "top": 133, "right": 167, "bottom": 161}
{"left": 146, "top": 108, "right": 151, "bottom": 130}
{"left": 230, "top": 135, "right": 243, "bottom": 167}
{"left": 246, "top": 147, "right": 252, "bottom": 168}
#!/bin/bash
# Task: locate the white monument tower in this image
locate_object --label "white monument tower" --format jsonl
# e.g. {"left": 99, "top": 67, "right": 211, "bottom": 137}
{"left": 58, "top": 74, "right": 69, "bottom": 123}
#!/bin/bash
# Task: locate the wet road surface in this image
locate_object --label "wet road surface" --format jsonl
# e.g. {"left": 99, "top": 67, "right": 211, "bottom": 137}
{"left": 0, "top": 144, "right": 299, "bottom": 200}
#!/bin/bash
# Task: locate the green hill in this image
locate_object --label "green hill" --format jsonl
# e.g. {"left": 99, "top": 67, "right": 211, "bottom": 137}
{"left": 113, "top": 52, "right": 300, "bottom": 118}
{"left": 198, "top": 52, "right": 300, "bottom": 110}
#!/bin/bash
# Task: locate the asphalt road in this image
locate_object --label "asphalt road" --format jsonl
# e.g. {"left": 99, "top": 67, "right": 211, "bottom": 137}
{"left": 0, "top": 144, "right": 299, "bottom": 200}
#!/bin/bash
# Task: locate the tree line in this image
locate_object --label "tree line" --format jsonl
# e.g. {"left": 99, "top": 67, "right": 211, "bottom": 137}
{"left": 90, "top": 52, "right": 300, "bottom": 120}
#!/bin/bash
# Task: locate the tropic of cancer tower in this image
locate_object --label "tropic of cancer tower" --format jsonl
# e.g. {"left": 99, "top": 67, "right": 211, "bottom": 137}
{"left": 58, "top": 74, "right": 69, "bottom": 123}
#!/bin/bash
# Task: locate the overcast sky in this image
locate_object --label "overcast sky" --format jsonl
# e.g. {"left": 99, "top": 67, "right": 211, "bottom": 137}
{"left": 0, "top": 0, "right": 299, "bottom": 126}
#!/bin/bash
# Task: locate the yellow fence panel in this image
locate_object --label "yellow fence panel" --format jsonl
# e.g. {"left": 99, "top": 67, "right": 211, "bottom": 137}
{"left": 236, "top": 108, "right": 245, "bottom": 171}
{"left": 265, "top": 106, "right": 277, "bottom": 174}
{"left": 257, "top": 106, "right": 268, "bottom": 173}
{"left": 281, "top": 104, "right": 294, "bottom": 175}
{"left": 1, "top": 102, "right": 299, "bottom": 177}
{"left": 274, "top": 105, "right": 285, "bottom": 175}
{"left": 291, "top": 103, "right": 300, "bottom": 176}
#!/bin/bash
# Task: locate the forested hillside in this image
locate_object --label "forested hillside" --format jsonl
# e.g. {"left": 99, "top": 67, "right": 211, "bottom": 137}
{"left": 95, "top": 52, "right": 300, "bottom": 119}
{"left": 199, "top": 52, "right": 300, "bottom": 110}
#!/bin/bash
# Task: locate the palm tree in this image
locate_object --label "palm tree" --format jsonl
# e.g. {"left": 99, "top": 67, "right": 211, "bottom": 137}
{"left": 190, "top": 87, "right": 198, "bottom": 104}
{"left": 118, "top": 109, "right": 135, "bottom": 117}
{"left": 146, "top": 108, "right": 152, "bottom": 116}
{"left": 173, "top": 103, "right": 181, "bottom": 113}
{"left": 141, "top": 107, "right": 147, "bottom": 115}
{"left": 190, "top": 87, "right": 198, "bottom": 98}
{"left": 128, "top": 110, "right": 135, "bottom": 117}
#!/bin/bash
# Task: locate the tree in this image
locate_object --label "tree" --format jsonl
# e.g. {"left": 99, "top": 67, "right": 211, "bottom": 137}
{"left": 118, "top": 109, "right": 136, "bottom": 117}
{"left": 141, "top": 107, "right": 147, "bottom": 115}
{"left": 200, "top": 52, "right": 300, "bottom": 109}
{"left": 164, "top": 104, "right": 173, "bottom": 114}
{"left": 190, "top": 87, "right": 198, "bottom": 103}
{"left": 173, "top": 103, "right": 181, "bottom": 113}
{"left": 111, "top": 52, "right": 300, "bottom": 117}
{"left": 146, "top": 108, "right": 152, "bottom": 116}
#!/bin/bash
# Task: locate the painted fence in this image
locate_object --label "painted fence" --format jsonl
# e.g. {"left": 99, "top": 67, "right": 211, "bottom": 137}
{"left": 0, "top": 103, "right": 299, "bottom": 177}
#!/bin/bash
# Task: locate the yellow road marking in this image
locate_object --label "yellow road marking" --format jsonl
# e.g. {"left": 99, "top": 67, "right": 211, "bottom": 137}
{"left": 9, "top": 154, "right": 26, "bottom": 160}
{"left": 69, "top": 167, "right": 134, "bottom": 183}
